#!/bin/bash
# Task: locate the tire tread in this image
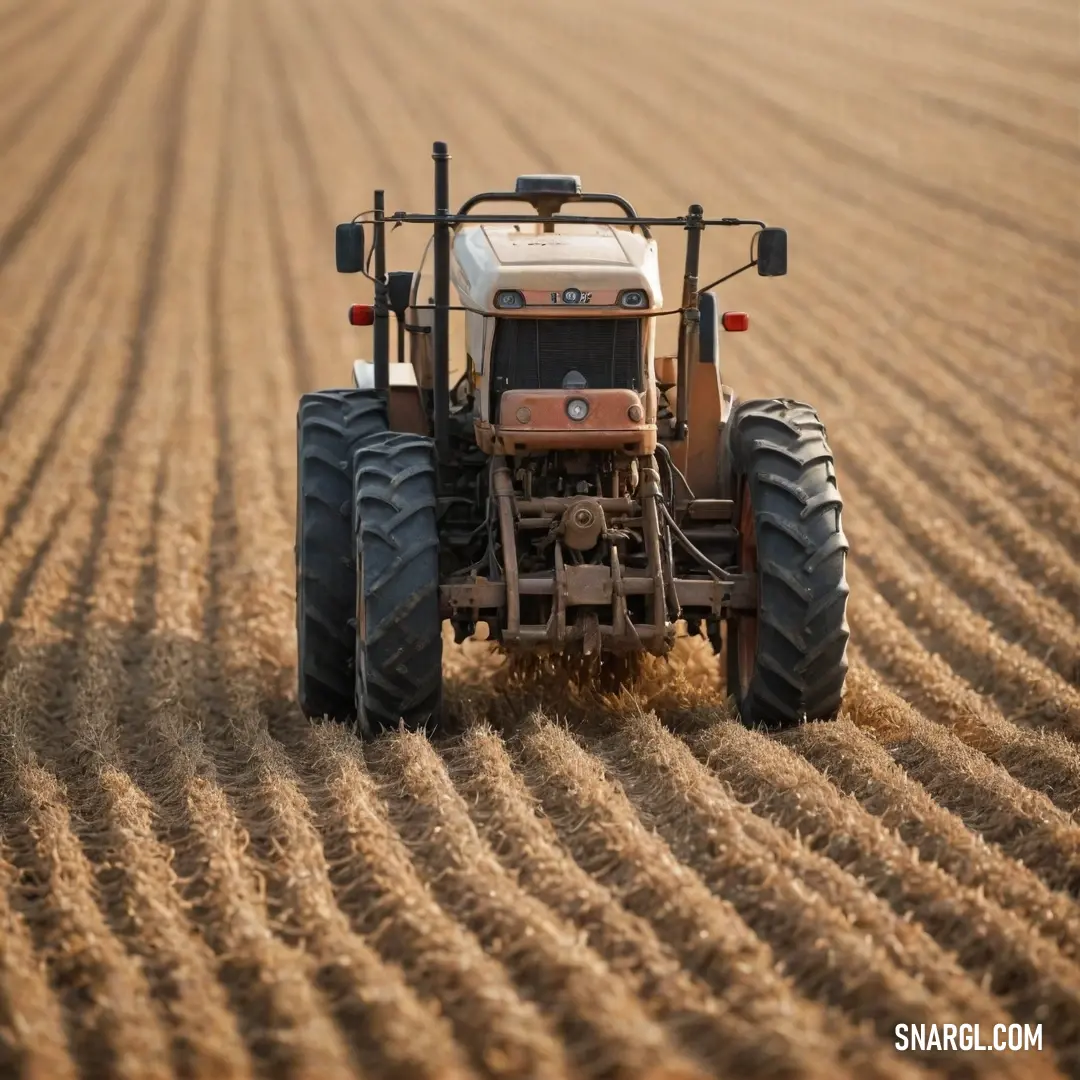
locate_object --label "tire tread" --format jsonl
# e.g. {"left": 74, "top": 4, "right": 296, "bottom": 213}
{"left": 295, "top": 389, "right": 388, "bottom": 722}
{"left": 725, "top": 397, "right": 850, "bottom": 728}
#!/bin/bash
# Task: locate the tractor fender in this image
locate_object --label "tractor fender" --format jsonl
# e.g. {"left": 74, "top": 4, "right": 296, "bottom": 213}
{"left": 352, "top": 359, "right": 420, "bottom": 390}
{"left": 352, "top": 360, "right": 429, "bottom": 435}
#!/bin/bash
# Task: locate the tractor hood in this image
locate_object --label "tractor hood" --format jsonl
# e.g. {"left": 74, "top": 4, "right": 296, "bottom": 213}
{"left": 451, "top": 222, "right": 663, "bottom": 312}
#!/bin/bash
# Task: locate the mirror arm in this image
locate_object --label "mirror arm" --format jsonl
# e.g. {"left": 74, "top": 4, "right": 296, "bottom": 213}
{"left": 699, "top": 261, "right": 756, "bottom": 294}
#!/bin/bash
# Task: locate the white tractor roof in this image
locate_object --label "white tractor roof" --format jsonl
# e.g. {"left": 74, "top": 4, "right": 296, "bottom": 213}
{"left": 451, "top": 222, "right": 662, "bottom": 309}
{"left": 480, "top": 223, "right": 642, "bottom": 267}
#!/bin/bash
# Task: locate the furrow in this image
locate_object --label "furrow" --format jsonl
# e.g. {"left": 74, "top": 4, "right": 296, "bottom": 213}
{"left": 0, "top": 0, "right": 79, "bottom": 84}
{"left": 33, "top": 3, "right": 257, "bottom": 1071}
{"left": 0, "top": 669, "right": 175, "bottom": 1080}
{"left": 349, "top": 0, "right": 561, "bottom": 172}
{"left": 366, "top": 729, "right": 714, "bottom": 1080}
{"left": 0, "top": 242, "right": 85, "bottom": 436}
{"left": 839, "top": 665, "right": 1080, "bottom": 896}
{"left": 649, "top": 0, "right": 1080, "bottom": 202}
{"left": 834, "top": 425, "right": 1080, "bottom": 686}
{"left": 771, "top": 308, "right": 1080, "bottom": 541}
{"left": 131, "top": 676, "right": 360, "bottom": 1080}
{"left": 217, "top": 704, "right": 475, "bottom": 1080}
{"left": 681, "top": 709, "right": 1080, "bottom": 1077}
{"left": 723, "top": 0, "right": 1078, "bottom": 125}
{"left": 780, "top": 712, "right": 1080, "bottom": 960}
{"left": 134, "top": 0, "right": 224, "bottom": 650}
{"left": 879, "top": 0, "right": 1080, "bottom": 49}
{"left": 271, "top": 0, "right": 407, "bottom": 197}
{"left": 193, "top": 21, "right": 504, "bottom": 1072}
{"left": 0, "top": 2, "right": 147, "bottom": 386}
{"left": 235, "top": 99, "right": 303, "bottom": 525}
{"left": 915, "top": 90, "right": 1080, "bottom": 165}
{"left": 0, "top": 7, "right": 101, "bottom": 158}
{"left": 89, "top": 0, "right": 338, "bottom": 1056}
{"left": 306, "top": 0, "right": 493, "bottom": 174}
{"left": 0, "top": 0, "right": 188, "bottom": 643}
{"left": 0, "top": 495, "right": 72, "bottom": 671}
{"left": 444, "top": 717, "right": 920, "bottom": 1079}
{"left": 590, "top": 711, "right": 1055, "bottom": 1080}
{"left": 846, "top": 498, "right": 1080, "bottom": 738}
{"left": 305, "top": 722, "right": 572, "bottom": 1080}
{"left": 873, "top": 5, "right": 1079, "bottom": 89}
{"left": 730, "top": 302, "right": 1080, "bottom": 609}
{"left": 0, "top": 0, "right": 166, "bottom": 270}
{"left": 199, "top": 0, "right": 297, "bottom": 709}
{"left": 250, "top": 0, "right": 349, "bottom": 395}
{"left": 871, "top": 429, "right": 1080, "bottom": 617}
{"left": 509, "top": 713, "right": 905, "bottom": 1080}
{"left": 847, "top": 564, "right": 1080, "bottom": 820}
{"left": 45, "top": 0, "right": 206, "bottom": 677}
{"left": 255, "top": 0, "right": 430, "bottom": 386}
{"left": 0, "top": 845, "right": 77, "bottom": 1080}
{"left": 757, "top": 283, "right": 1080, "bottom": 522}
{"left": 646, "top": 0, "right": 1077, "bottom": 233}
{"left": 249, "top": 0, "right": 335, "bottom": 222}
{"left": 62, "top": 637, "right": 255, "bottom": 1080}
{"left": 0, "top": 0, "right": 353, "bottom": 1070}
{"left": 260, "top": 147, "right": 315, "bottom": 399}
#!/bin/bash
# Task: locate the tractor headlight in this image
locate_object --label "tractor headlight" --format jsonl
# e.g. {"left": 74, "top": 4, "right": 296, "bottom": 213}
{"left": 566, "top": 398, "right": 589, "bottom": 422}
{"left": 618, "top": 289, "right": 648, "bottom": 309}
{"left": 494, "top": 290, "right": 525, "bottom": 309}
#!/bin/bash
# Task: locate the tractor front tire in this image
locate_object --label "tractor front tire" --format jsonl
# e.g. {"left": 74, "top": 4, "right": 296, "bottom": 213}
{"left": 724, "top": 398, "right": 850, "bottom": 729}
{"left": 296, "top": 389, "right": 388, "bottom": 723}
{"left": 353, "top": 432, "right": 443, "bottom": 736}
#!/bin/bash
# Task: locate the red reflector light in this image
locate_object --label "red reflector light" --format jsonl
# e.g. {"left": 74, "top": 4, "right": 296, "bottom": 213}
{"left": 722, "top": 311, "right": 749, "bottom": 332}
{"left": 348, "top": 304, "right": 375, "bottom": 326}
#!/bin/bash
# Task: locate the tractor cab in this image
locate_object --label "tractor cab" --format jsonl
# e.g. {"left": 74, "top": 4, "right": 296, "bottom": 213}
{"left": 399, "top": 174, "right": 663, "bottom": 458}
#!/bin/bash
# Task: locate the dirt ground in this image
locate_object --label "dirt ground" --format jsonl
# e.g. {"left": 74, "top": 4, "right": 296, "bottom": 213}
{"left": 0, "top": 0, "right": 1078, "bottom": 1077}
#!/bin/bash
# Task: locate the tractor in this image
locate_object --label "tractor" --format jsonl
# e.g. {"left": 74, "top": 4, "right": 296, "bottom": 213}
{"left": 295, "top": 142, "right": 850, "bottom": 737}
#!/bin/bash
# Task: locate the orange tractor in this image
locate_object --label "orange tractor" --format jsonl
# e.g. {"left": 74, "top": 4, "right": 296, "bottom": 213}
{"left": 296, "top": 142, "right": 849, "bottom": 736}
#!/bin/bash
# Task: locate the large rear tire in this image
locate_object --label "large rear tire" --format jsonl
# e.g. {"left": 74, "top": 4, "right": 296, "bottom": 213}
{"left": 353, "top": 432, "right": 443, "bottom": 736}
{"left": 295, "top": 390, "right": 388, "bottom": 722}
{"left": 724, "top": 398, "right": 850, "bottom": 728}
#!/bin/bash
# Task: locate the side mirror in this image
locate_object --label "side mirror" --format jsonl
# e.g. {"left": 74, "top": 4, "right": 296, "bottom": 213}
{"left": 387, "top": 270, "right": 415, "bottom": 318}
{"left": 336, "top": 222, "right": 366, "bottom": 274}
{"left": 756, "top": 227, "right": 787, "bottom": 277}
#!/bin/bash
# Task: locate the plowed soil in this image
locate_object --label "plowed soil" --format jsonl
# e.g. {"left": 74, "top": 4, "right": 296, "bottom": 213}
{"left": 1, "top": 1, "right": 1078, "bottom": 1078}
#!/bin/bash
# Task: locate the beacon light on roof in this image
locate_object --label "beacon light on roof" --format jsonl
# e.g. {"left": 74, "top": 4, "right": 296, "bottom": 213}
{"left": 514, "top": 174, "right": 582, "bottom": 197}
{"left": 494, "top": 289, "right": 525, "bottom": 310}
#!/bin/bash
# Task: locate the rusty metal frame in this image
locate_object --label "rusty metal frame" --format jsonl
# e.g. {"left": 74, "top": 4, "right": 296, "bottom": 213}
{"left": 441, "top": 573, "right": 754, "bottom": 611}
{"left": 441, "top": 457, "right": 753, "bottom": 654}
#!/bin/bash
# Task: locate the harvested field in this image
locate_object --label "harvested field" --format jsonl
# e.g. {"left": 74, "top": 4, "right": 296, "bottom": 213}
{"left": 0, "top": 0, "right": 1078, "bottom": 1076}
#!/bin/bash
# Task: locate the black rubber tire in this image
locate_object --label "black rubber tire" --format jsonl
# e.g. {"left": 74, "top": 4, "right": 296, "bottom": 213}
{"left": 724, "top": 398, "right": 850, "bottom": 728}
{"left": 353, "top": 432, "right": 443, "bottom": 736}
{"left": 295, "top": 389, "right": 388, "bottom": 722}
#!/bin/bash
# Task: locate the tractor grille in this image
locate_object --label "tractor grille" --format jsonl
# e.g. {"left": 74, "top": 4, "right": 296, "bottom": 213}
{"left": 491, "top": 318, "right": 642, "bottom": 396}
